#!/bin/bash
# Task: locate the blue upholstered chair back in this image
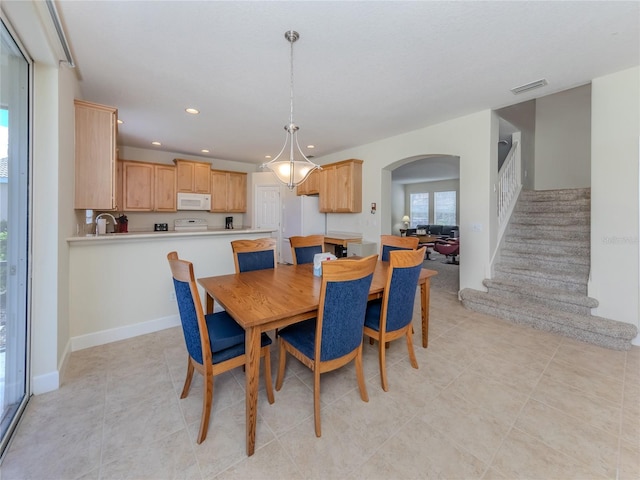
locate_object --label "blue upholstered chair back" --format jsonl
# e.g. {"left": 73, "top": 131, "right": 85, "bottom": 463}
{"left": 381, "top": 244, "right": 412, "bottom": 262}
{"left": 236, "top": 250, "right": 275, "bottom": 272}
{"left": 173, "top": 278, "right": 204, "bottom": 364}
{"left": 294, "top": 245, "right": 323, "bottom": 265}
{"left": 384, "top": 263, "right": 422, "bottom": 331}
{"left": 319, "top": 274, "right": 373, "bottom": 361}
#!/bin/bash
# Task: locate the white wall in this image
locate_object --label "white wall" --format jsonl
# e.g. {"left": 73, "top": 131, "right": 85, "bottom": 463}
{"left": 590, "top": 66, "right": 639, "bottom": 334}
{"left": 535, "top": 84, "right": 592, "bottom": 190}
{"left": 315, "top": 110, "right": 494, "bottom": 292}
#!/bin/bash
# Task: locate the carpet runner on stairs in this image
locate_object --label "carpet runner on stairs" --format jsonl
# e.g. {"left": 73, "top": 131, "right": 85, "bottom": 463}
{"left": 460, "top": 188, "right": 637, "bottom": 350}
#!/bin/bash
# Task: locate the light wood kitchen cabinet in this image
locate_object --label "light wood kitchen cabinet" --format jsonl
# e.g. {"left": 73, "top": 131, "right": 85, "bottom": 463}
{"left": 174, "top": 159, "right": 211, "bottom": 193}
{"left": 296, "top": 168, "right": 320, "bottom": 196}
{"left": 319, "top": 159, "right": 363, "bottom": 213}
{"left": 154, "top": 164, "right": 177, "bottom": 212}
{"left": 74, "top": 100, "right": 118, "bottom": 209}
{"left": 121, "top": 160, "right": 176, "bottom": 212}
{"left": 210, "top": 170, "right": 247, "bottom": 212}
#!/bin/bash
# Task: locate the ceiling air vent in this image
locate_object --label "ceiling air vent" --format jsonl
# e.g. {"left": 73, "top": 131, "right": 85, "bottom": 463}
{"left": 511, "top": 79, "right": 548, "bottom": 95}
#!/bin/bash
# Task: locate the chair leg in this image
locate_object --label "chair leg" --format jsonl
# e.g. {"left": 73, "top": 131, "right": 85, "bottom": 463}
{"left": 369, "top": 337, "right": 374, "bottom": 345}
{"left": 180, "top": 356, "right": 195, "bottom": 399}
{"left": 355, "top": 345, "right": 369, "bottom": 402}
{"left": 262, "top": 346, "right": 275, "bottom": 404}
{"left": 378, "top": 336, "right": 388, "bottom": 392}
{"left": 275, "top": 338, "right": 287, "bottom": 391}
{"left": 197, "top": 370, "right": 214, "bottom": 444}
{"left": 313, "top": 369, "right": 322, "bottom": 437}
{"left": 406, "top": 328, "right": 419, "bottom": 369}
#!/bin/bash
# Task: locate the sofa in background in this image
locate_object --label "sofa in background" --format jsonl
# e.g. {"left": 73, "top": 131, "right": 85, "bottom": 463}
{"left": 415, "top": 225, "right": 459, "bottom": 238}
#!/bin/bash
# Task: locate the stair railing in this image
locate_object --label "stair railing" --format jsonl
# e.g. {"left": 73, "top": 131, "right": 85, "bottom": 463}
{"left": 489, "top": 133, "right": 522, "bottom": 277}
{"left": 497, "top": 134, "right": 521, "bottom": 239}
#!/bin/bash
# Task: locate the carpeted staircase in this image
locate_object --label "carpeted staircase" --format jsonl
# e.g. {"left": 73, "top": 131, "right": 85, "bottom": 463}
{"left": 460, "top": 188, "right": 637, "bottom": 350}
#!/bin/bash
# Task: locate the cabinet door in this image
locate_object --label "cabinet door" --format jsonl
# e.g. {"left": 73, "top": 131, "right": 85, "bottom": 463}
{"left": 318, "top": 159, "right": 362, "bottom": 213}
{"left": 319, "top": 166, "right": 336, "bottom": 213}
{"left": 194, "top": 163, "right": 211, "bottom": 193}
{"left": 334, "top": 162, "right": 355, "bottom": 212}
{"left": 227, "top": 172, "right": 247, "bottom": 212}
{"left": 296, "top": 168, "right": 320, "bottom": 196}
{"left": 154, "top": 165, "right": 177, "bottom": 212}
{"left": 176, "top": 161, "right": 194, "bottom": 192}
{"left": 210, "top": 170, "right": 228, "bottom": 212}
{"left": 74, "top": 100, "right": 117, "bottom": 209}
{"left": 122, "top": 162, "right": 154, "bottom": 211}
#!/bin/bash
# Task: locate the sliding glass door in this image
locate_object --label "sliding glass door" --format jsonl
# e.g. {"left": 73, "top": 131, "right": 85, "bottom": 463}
{"left": 0, "top": 18, "right": 31, "bottom": 456}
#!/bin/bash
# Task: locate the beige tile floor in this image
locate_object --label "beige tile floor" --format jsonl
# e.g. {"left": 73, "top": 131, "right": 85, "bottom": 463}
{"left": 1, "top": 289, "right": 639, "bottom": 479}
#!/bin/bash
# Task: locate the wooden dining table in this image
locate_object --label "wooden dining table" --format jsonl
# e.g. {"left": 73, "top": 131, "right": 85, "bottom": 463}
{"left": 198, "top": 261, "right": 437, "bottom": 456}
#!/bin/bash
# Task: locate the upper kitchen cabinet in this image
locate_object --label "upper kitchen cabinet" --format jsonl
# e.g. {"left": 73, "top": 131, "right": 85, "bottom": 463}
{"left": 154, "top": 164, "right": 177, "bottom": 211}
{"left": 319, "top": 159, "right": 363, "bottom": 213}
{"left": 296, "top": 168, "right": 320, "bottom": 196}
{"left": 74, "top": 100, "right": 118, "bottom": 209}
{"left": 210, "top": 170, "right": 247, "bottom": 212}
{"left": 174, "top": 159, "right": 211, "bottom": 193}
{"left": 121, "top": 160, "right": 176, "bottom": 212}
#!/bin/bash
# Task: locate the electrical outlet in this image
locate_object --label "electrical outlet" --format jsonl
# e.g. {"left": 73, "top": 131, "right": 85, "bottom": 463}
{"left": 169, "top": 290, "right": 176, "bottom": 301}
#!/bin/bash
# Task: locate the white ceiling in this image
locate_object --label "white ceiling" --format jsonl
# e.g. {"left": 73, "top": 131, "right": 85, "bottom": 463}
{"left": 54, "top": 1, "right": 639, "bottom": 170}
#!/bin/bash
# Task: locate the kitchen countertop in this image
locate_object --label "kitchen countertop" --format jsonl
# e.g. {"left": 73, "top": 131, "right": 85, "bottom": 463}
{"left": 67, "top": 227, "right": 276, "bottom": 243}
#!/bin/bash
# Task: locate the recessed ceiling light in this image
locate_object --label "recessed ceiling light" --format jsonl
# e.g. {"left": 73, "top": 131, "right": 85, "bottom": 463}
{"left": 201, "top": 149, "right": 210, "bottom": 153}
{"left": 511, "top": 79, "right": 548, "bottom": 95}
{"left": 151, "top": 141, "right": 162, "bottom": 146}
{"left": 117, "top": 119, "right": 123, "bottom": 124}
{"left": 185, "top": 108, "right": 200, "bottom": 114}
{"left": 307, "top": 145, "right": 315, "bottom": 149}
{"left": 265, "top": 155, "right": 272, "bottom": 159}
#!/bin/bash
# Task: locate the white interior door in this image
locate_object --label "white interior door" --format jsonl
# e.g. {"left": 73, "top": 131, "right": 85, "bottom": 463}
{"left": 255, "top": 185, "right": 281, "bottom": 261}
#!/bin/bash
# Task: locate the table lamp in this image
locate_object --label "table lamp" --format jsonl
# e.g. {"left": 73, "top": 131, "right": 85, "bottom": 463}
{"left": 402, "top": 215, "right": 410, "bottom": 229}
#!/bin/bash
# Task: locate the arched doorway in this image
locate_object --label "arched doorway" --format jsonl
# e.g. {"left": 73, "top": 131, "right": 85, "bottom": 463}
{"left": 386, "top": 155, "right": 461, "bottom": 294}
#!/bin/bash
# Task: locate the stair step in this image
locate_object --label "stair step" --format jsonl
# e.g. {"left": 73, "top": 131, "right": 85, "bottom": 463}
{"left": 502, "top": 241, "right": 590, "bottom": 257}
{"left": 459, "top": 288, "right": 637, "bottom": 350}
{"left": 511, "top": 212, "right": 589, "bottom": 226}
{"left": 494, "top": 264, "right": 588, "bottom": 294}
{"left": 519, "top": 188, "right": 591, "bottom": 202}
{"left": 500, "top": 250, "right": 590, "bottom": 267}
{"left": 508, "top": 226, "right": 590, "bottom": 242}
{"left": 483, "top": 278, "right": 598, "bottom": 315}
{"left": 515, "top": 200, "right": 590, "bottom": 214}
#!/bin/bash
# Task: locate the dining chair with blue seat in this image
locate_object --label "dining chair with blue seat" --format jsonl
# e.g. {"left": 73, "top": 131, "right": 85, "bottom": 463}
{"left": 275, "top": 254, "right": 378, "bottom": 437}
{"left": 167, "top": 251, "right": 275, "bottom": 444}
{"left": 231, "top": 237, "right": 277, "bottom": 273}
{"left": 289, "top": 234, "right": 325, "bottom": 265}
{"left": 379, "top": 234, "right": 419, "bottom": 261}
{"left": 364, "top": 247, "right": 426, "bottom": 391}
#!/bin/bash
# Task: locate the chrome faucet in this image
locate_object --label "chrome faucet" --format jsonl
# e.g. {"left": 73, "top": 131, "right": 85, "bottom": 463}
{"left": 95, "top": 213, "right": 118, "bottom": 235}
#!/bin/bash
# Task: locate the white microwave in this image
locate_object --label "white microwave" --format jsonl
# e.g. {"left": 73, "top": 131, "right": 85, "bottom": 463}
{"left": 176, "top": 192, "right": 211, "bottom": 211}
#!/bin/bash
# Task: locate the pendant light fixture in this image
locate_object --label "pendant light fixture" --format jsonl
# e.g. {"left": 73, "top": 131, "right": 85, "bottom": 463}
{"left": 262, "top": 30, "right": 320, "bottom": 189}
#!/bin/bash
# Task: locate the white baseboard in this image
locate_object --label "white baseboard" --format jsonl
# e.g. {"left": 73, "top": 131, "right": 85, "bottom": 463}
{"left": 71, "top": 314, "right": 181, "bottom": 352}
{"left": 32, "top": 370, "right": 60, "bottom": 395}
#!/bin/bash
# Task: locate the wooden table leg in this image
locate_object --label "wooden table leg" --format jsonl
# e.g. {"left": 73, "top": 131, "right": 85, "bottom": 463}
{"left": 206, "top": 293, "right": 214, "bottom": 314}
{"left": 245, "top": 326, "right": 261, "bottom": 456}
{"left": 421, "top": 279, "right": 430, "bottom": 348}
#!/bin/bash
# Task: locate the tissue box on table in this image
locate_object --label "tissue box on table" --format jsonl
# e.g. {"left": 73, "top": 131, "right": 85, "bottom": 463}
{"left": 313, "top": 253, "right": 337, "bottom": 276}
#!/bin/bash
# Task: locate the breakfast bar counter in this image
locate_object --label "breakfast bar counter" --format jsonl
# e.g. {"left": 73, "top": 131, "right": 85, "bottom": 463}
{"left": 67, "top": 228, "right": 276, "bottom": 351}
